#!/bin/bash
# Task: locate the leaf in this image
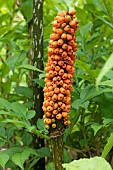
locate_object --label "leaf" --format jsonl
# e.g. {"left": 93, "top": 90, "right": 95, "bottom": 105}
{"left": 91, "top": 123, "right": 103, "bottom": 135}
{"left": 92, "top": 0, "right": 106, "bottom": 12}
{"left": 15, "top": 86, "right": 33, "bottom": 98}
{"left": 98, "top": 79, "right": 113, "bottom": 87}
{"left": 11, "top": 149, "right": 31, "bottom": 170}
{"left": 26, "top": 110, "right": 36, "bottom": 119}
{"left": 17, "top": 64, "right": 44, "bottom": 73}
{"left": 0, "top": 98, "right": 11, "bottom": 111}
{"left": 37, "top": 118, "right": 45, "bottom": 130}
{"left": 80, "top": 23, "right": 93, "bottom": 36}
{"left": 0, "top": 153, "right": 9, "bottom": 169}
{"left": 46, "top": 162, "right": 54, "bottom": 170}
{"left": 63, "top": 156, "right": 112, "bottom": 170}
{"left": 101, "top": 133, "right": 113, "bottom": 158}
{"left": 33, "top": 78, "right": 45, "bottom": 87}
{"left": 22, "top": 132, "right": 33, "bottom": 146}
{"left": 36, "top": 147, "right": 50, "bottom": 157}
{"left": 21, "top": 0, "right": 33, "bottom": 23}
{"left": 95, "top": 15, "right": 113, "bottom": 29}
{"left": 11, "top": 102, "right": 26, "bottom": 118}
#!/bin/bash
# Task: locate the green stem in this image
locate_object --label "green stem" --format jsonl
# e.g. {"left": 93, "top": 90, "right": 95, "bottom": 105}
{"left": 51, "top": 135, "right": 64, "bottom": 170}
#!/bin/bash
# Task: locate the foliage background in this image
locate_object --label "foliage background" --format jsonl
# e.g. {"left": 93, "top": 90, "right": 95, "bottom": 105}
{"left": 0, "top": 0, "right": 113, "bottom": 169}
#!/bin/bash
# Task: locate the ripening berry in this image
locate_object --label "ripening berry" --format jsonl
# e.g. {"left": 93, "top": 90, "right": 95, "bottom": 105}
{"left": 43, "top": 9, "right": 78, "bottom": 131}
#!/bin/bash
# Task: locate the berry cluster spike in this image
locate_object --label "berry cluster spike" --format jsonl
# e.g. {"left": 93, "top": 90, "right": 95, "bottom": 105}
{"left": 42, "top": 9, "right": 78, "bottom": 134}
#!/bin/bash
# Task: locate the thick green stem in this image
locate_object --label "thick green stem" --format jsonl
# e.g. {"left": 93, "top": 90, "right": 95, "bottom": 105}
{"left": 51, "top": 135, "right": 64, "bottom": 170}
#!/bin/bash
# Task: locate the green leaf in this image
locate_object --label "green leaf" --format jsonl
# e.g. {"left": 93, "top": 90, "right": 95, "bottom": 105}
{"left": 22, "top": 132, "right": 33, "bottom": 146}
{"left": 37, "top": 118, "right": 45, "bottom": 130}
{"left": 15, "top": 86, "right": 33, "bottom": 98}
{"left": 63, "top": 156, "right": 112, "bottom": 170}
{"left": 80, "top": 23, "right": 93, "bottom": 36}
{"left": 21, "top": 0, "right": 33, "bottom": 23}
{"left": 11, "top": 149, "right": 31, "bottom": 170}
{"left": 26, "top": 110, "right": 36, "bottom": 119}
{"left": 17, "top": 64, "right": 44, "bottom": 73}
{"left": 98, "top": 79, "right": 113, "bottom": 87}
{"left": 11, "top": 102, "right": 26, "bottom": 118}
{"left": 0, "top": 98, "right": 11, "bottom": 111}
{"left": 101, "top": 133, "right": 113, "bottom": 158}
{"left": 33, "top": 78, "right": 45, "bottom": 87}
{"left": 46, "top": 162, "right": 54, "bottom": 170}
{"left": 91, "top": 123, "right": 103, "bottom": 135}
{"left": 95, "top": 15, "right": 113, "bottom": 29}
{"left": 36, "top": 147, "right": 50, "bottom": 157}
{"left": 0, "top": 153, "right": 9, "bottom": 169}
{"left": 92, "top": 0, "right": 106, "bottom": 12}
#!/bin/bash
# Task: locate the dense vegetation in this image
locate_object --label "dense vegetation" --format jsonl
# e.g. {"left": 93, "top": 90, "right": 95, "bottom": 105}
{"left": 0, "top": 0, "right": 113, "bottom": 169}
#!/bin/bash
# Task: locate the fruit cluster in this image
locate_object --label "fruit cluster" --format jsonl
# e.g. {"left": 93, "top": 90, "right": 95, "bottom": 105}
{"left": 42, "top": 9, "right": 78, "bottom": 131}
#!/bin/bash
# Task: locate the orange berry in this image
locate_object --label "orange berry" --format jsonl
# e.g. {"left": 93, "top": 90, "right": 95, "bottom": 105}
{"left": 53, "top": 103, "right": 58, "bottom": 109}
{"left": 62, "top": 51, "right": 67, "bottom": 57}
{"left": 58, "top": 39, "right": 64, "bottom": 46}
{"left": 48, "top": 48, "right": 54, "bottom": 55}
{"left": 54, "top": 48, "right": 60, "bottom": 54}
{"left": 60, "top": 87, "right": 66, "bottom": 94}
{"left": 62, "top": 73, "right": 68, "bottom": 79}
{"left": 48, "top": 70, "right": 54, "bottom": 78}
{"left": 61, "top": 103, "right": 66, "bottom": 111}
{"left": 65, "top": 15, "right": 71, "bottom": 22}
{"left": 67, "top": 34, "right": 72, "bottom": 40}
{"left": 54, "top": 54, "right": 60, "bottom": 60}
{"left": 45, "top": 124, "right": 50, "bottom": 130}
{"left": 58, "top": 101, "right": 62, "bottom": 106}
{"left": 54, "top": 87, "right": 60, "bottom": 94}
{"left": 61, "top": 33, "right": 67, "bottom": 39}
{"left": 47, "top": 106, "right": 53, "bottom": 112}
{"left": 49, "top": 91, "right": 54, "bottom": 96}
{"left": 52, "top": 123, "right": 56, "bottom": 128}
{"left": 51, "top": 41, "right": 58, "bottom": 48}
{"left": 52, "top": 118, "right": 55, "bottom": 123}
{"left": 59, "top": 80, "right": 63, "bottom": 86}
{"left": 56, "top": 113, "right": 62, "bottom": 120}
{"left": 58, "top": 60, "right": 64, "bottom": 66}
{"left": 53, "top": 110, "right": 58, "bottom": 115}
{"left": 43, "top": 100, "right": 49, "bottom": 107}
{"left": 63, "top": 83, "right": 68, "bottom": 89}
{"left": 64, "top": 79, "right": 71, "bottom": 84}
{"left": 66, "top": 89, "right": 70, "bottom": 95}
{"left": 57, "top": 28, "right": 63, "bottom": 35}
{"left": 52, "top": 27, "right": 58, "bottom": 33}
{"left": 57, "top": 16, "right": 65, "bottom": 24}
{"left": 64, "top": 25, "right": 70, "bottom": 32}
{"left": 59, "top": 69, "right": 64, "bottom": 76}
{"left": 54, "top": 71, "right": 58, "bottom": 76}
{"left": 49, "top": 101, "right": 54, "bottom": 106}
{"left": 46, "top": 112, "right": 51, "bottom": 117}
{"left": 61, "top": 23, "right": 67, "bottom": 28}
{"left": 57, "top": 76, "right": 61, "bottom": 81}
{"left": 69, "top": 9, "right": 76, "bottom": 15}
{"left": 52, "top": 94, "right": 58, "bottom": 101}
{"left": 66, "top": 105, "right": 71, "bottom": 112}
{"left": 55, "top": 66, "right": 60, "bottom": 72}
{"left": 44, "top": 118, "right": 52, "bottom": 125}
{"left": 62, "top": 112, "right": 68, "bottom": 118}
{"left": 47, "top": 96, "right": 52, "bottom": 102}
{"left": 62, "top": 43, "right": 68, "bottom": 50}
{"left": 52, "top": 20, "right": 60, "bottom": 27}
{"left": 58, "top": 93, "right": 64, "bottom": 101}
{"left": 48, "top": 86, "right": 53, "bottom": 92}
{"left": 50, "top": 34, "right": 60, "bottom": 41}
{"left": 59, "top": 48, "right": 63, "bottom": 54}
